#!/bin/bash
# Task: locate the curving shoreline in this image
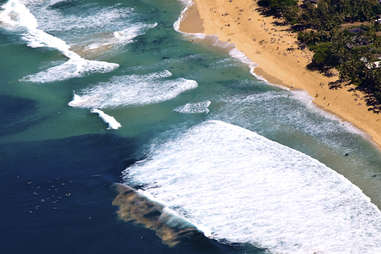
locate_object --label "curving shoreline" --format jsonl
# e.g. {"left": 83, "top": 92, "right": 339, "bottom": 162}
{"left": 177, "top": 0, "right": 381, "bottom": 150}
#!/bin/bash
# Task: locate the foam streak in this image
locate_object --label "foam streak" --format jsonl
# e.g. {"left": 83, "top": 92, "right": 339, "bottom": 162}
{"left": 0, "top": 0, "right": 119, "bottom": 83}
{"left": 91, "top": 108, "right": 121, "bottom": 130}
{"left": 124, "top": 120, "right": 381, "bottom": 254}
{"left": 68, "top": 71, "right": 198, "bottom": 109}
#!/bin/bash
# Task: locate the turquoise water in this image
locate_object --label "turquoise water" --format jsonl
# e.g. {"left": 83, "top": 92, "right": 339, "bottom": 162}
{"left": 1, "top": 0, "right": 381, "bottom": 253}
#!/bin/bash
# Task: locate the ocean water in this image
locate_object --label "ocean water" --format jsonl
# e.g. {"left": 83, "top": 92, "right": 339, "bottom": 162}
{"left": 1, "top": 0, "right": 381, "bottom": 253}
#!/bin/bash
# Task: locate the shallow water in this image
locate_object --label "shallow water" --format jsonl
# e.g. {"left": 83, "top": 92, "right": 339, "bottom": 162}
{"left": 1, "top": 0, "right": 381, "bottom": 253}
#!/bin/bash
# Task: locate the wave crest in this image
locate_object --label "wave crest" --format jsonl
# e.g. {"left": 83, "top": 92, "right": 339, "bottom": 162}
{"left": 0, "top": 0, "right": 118, "bottom": 83}
{"left": 123, "top": 120, "right": 381, "bottom": 254}
{"left": 68, "top": 71, "right": 198, "bottom": 109}
{"left": 91, "top": 108, "right": 121, "bottom": 130}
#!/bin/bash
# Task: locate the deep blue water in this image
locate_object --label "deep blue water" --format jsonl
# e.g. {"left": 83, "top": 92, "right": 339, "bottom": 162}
{"left": 0, "top": 0, "right": 381, "bottom": 253}
{"left": 0, "top": 132, "right": 264, "bottom": 253}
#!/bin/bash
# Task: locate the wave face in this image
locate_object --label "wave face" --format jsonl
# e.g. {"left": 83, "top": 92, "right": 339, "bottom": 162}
{"left": 68, "top": 71, "right": 198, "bottom": 109}
{"left": 123, "top": 120, "right": 381, "bottom": 254}
{"left": 174, "top": 100, "right": 211, "bottom": 114}
{"left": 90, "top": 109, "right": 121, "bottom": 130}
{"left": 0, "top": 0, "right": 119, "bottom": 82}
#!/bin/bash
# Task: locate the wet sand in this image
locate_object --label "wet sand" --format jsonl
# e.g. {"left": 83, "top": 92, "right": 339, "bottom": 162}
{"left": 178, "top": 0, "right": 381, "bottom": 149}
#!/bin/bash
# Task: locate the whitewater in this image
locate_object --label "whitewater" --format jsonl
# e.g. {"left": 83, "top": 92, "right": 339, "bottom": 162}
{"left": 68, "top": 70, "right": 198, "bottom": 109}
{"left": 91, "top": 109, "right": 121, "bottom": 130}
{"left": 1, "top": 0, "right": 381, "bottom": 253}
{"left": 0, "top": 0, "right": 119, "bottom": 82}
{"left": 124, "top": 120, "right": 381, "bottom": 254}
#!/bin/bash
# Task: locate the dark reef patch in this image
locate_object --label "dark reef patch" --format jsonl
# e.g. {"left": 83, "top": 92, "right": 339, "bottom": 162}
{"left": 113, "top": 184, "right": 205, "bottom": 247}
{"left": 0, "top": 133, "right": 260, "bottom": 254}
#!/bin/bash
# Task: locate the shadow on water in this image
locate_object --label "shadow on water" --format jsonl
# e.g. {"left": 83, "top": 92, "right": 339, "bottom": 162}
{"left": 0, "top": 133, "right": 265, "bottom": 254}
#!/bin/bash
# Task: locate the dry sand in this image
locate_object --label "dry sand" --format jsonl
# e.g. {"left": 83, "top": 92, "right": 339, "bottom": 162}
{"left": 179, "top": 0, "right": 381, "bottom": 149}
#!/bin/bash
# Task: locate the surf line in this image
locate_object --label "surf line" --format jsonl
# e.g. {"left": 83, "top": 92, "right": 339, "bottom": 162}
{"left": 173, "top": 0, "right": 370, "bottom": 142}
{"left": 0, "top": 0, "right": 119, "bottom": 83}
{"left": 123, "top": 120, "right": 381, "bottom": 254}
{"left": 91, "top": 109, "right": 121, "bottom": 130}
{"left": 173, "top": 0, "right": 286, "bottom": 90}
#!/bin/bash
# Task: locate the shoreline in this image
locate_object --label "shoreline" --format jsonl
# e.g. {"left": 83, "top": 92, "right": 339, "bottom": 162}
{"left": 177, "top": 0, "right": 381, "bottom": 150}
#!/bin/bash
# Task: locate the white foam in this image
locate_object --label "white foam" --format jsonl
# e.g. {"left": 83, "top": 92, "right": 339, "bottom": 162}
{"left": 173, "top": 0, "right": 286, "bottom": 89}
{"left": 174, "top": 100, "right": 211, "bottom": 114}
{"left": 173, "top": 1, "right": 362, "bottom": 143}
{"left": 113, "top": 23, "right": 157, "bottom": 43}
{"left": 21, "top": 0, "right": 133, "bottom": 34}
{"left": 0, "top": 0, "right": 38, "bottom": 30}
{"left": 228, "top": 48, "right": 288, "bottom": 91}
{"left": 0, "top": 0, "right": 119, "bottom": 83}
{"left": 21, "top": 0, "right": 156, "bottom": 52}
{"left": 77, "top": 22, "right": 158, "bottom": 53}
{"left": 90, "top": 108, "right": 121, "bottom": 130}
{"left": 40, "top": 6, "right": 133, "bottom": 33}
{"left": 215, "top": 91, "right": 364, "bottom": 150}
{"left": 291, "top": 90, "right": 364, "bottom": 136}
{"left": 22, "top": 0, "right": 152, "bottom": 52}
{"left": 173, "top": 0, "right": 205, "bottom": 39}
{"left": 22, "top": 58, "right": 119, "bottom": 83}
{"left": 68, "top": 70, "right": 198, "bottom": 109}
{"left": 173, "top": 0, "right": 290, "bottom": 91}
{"left": 228, "top": 48, "right": 256, "bottom": 74}
{"left": 123, "top": 120, "right": 381, "bottom": 254}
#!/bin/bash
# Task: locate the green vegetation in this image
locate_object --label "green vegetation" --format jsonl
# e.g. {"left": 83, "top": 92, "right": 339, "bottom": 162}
{"left": 258, "top": 0, "right": 381, "bottom": 110}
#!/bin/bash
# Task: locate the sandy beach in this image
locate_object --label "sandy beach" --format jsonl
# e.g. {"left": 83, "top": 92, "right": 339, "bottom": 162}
{"left": 179, "top": 0, "right": 381, "bottom": 149}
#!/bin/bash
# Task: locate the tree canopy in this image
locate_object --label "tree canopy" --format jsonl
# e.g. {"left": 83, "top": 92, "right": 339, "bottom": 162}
{"left": 259, "top": 0, "right": 381, "bottom": 108}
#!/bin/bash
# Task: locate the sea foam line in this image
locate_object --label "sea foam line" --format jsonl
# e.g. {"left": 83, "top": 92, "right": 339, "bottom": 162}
{"left": 124, "top": 120, "right": 381, "bottom": 254}
{"left": 174, "top": 0, "right": 284, "bottom": 87}
{"left": 0, "top": 0, "right": 119, "bottom": 83}
{"left": 173, "top": 0, "right": 367, "bottom": 138}
{"left": 90, "top": 108, "right": 121, "bottom": 130}
{"left": 173, "top": 0, "right": 205, "bottom": 39}
{"left": 68, "top": 70, "right": 198, "bottom": 109}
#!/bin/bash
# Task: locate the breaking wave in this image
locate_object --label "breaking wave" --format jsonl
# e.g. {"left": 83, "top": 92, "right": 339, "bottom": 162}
{"left": 90, "top": 108, "right": 121, "bottom": 130}
{"left": 0, "top": 0, "right": 119, "bottom": 83}
{"left": 20, "top": 0, "right": 157, "bottom": 55}
{"left": 68, "top": 70, "right": 198, "bottom": 109}
{"left": 22, "top": 58, "right": 118, "bottom": 83}
{"left": 123, "top": 120, "right": 381, "bottom": 254}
